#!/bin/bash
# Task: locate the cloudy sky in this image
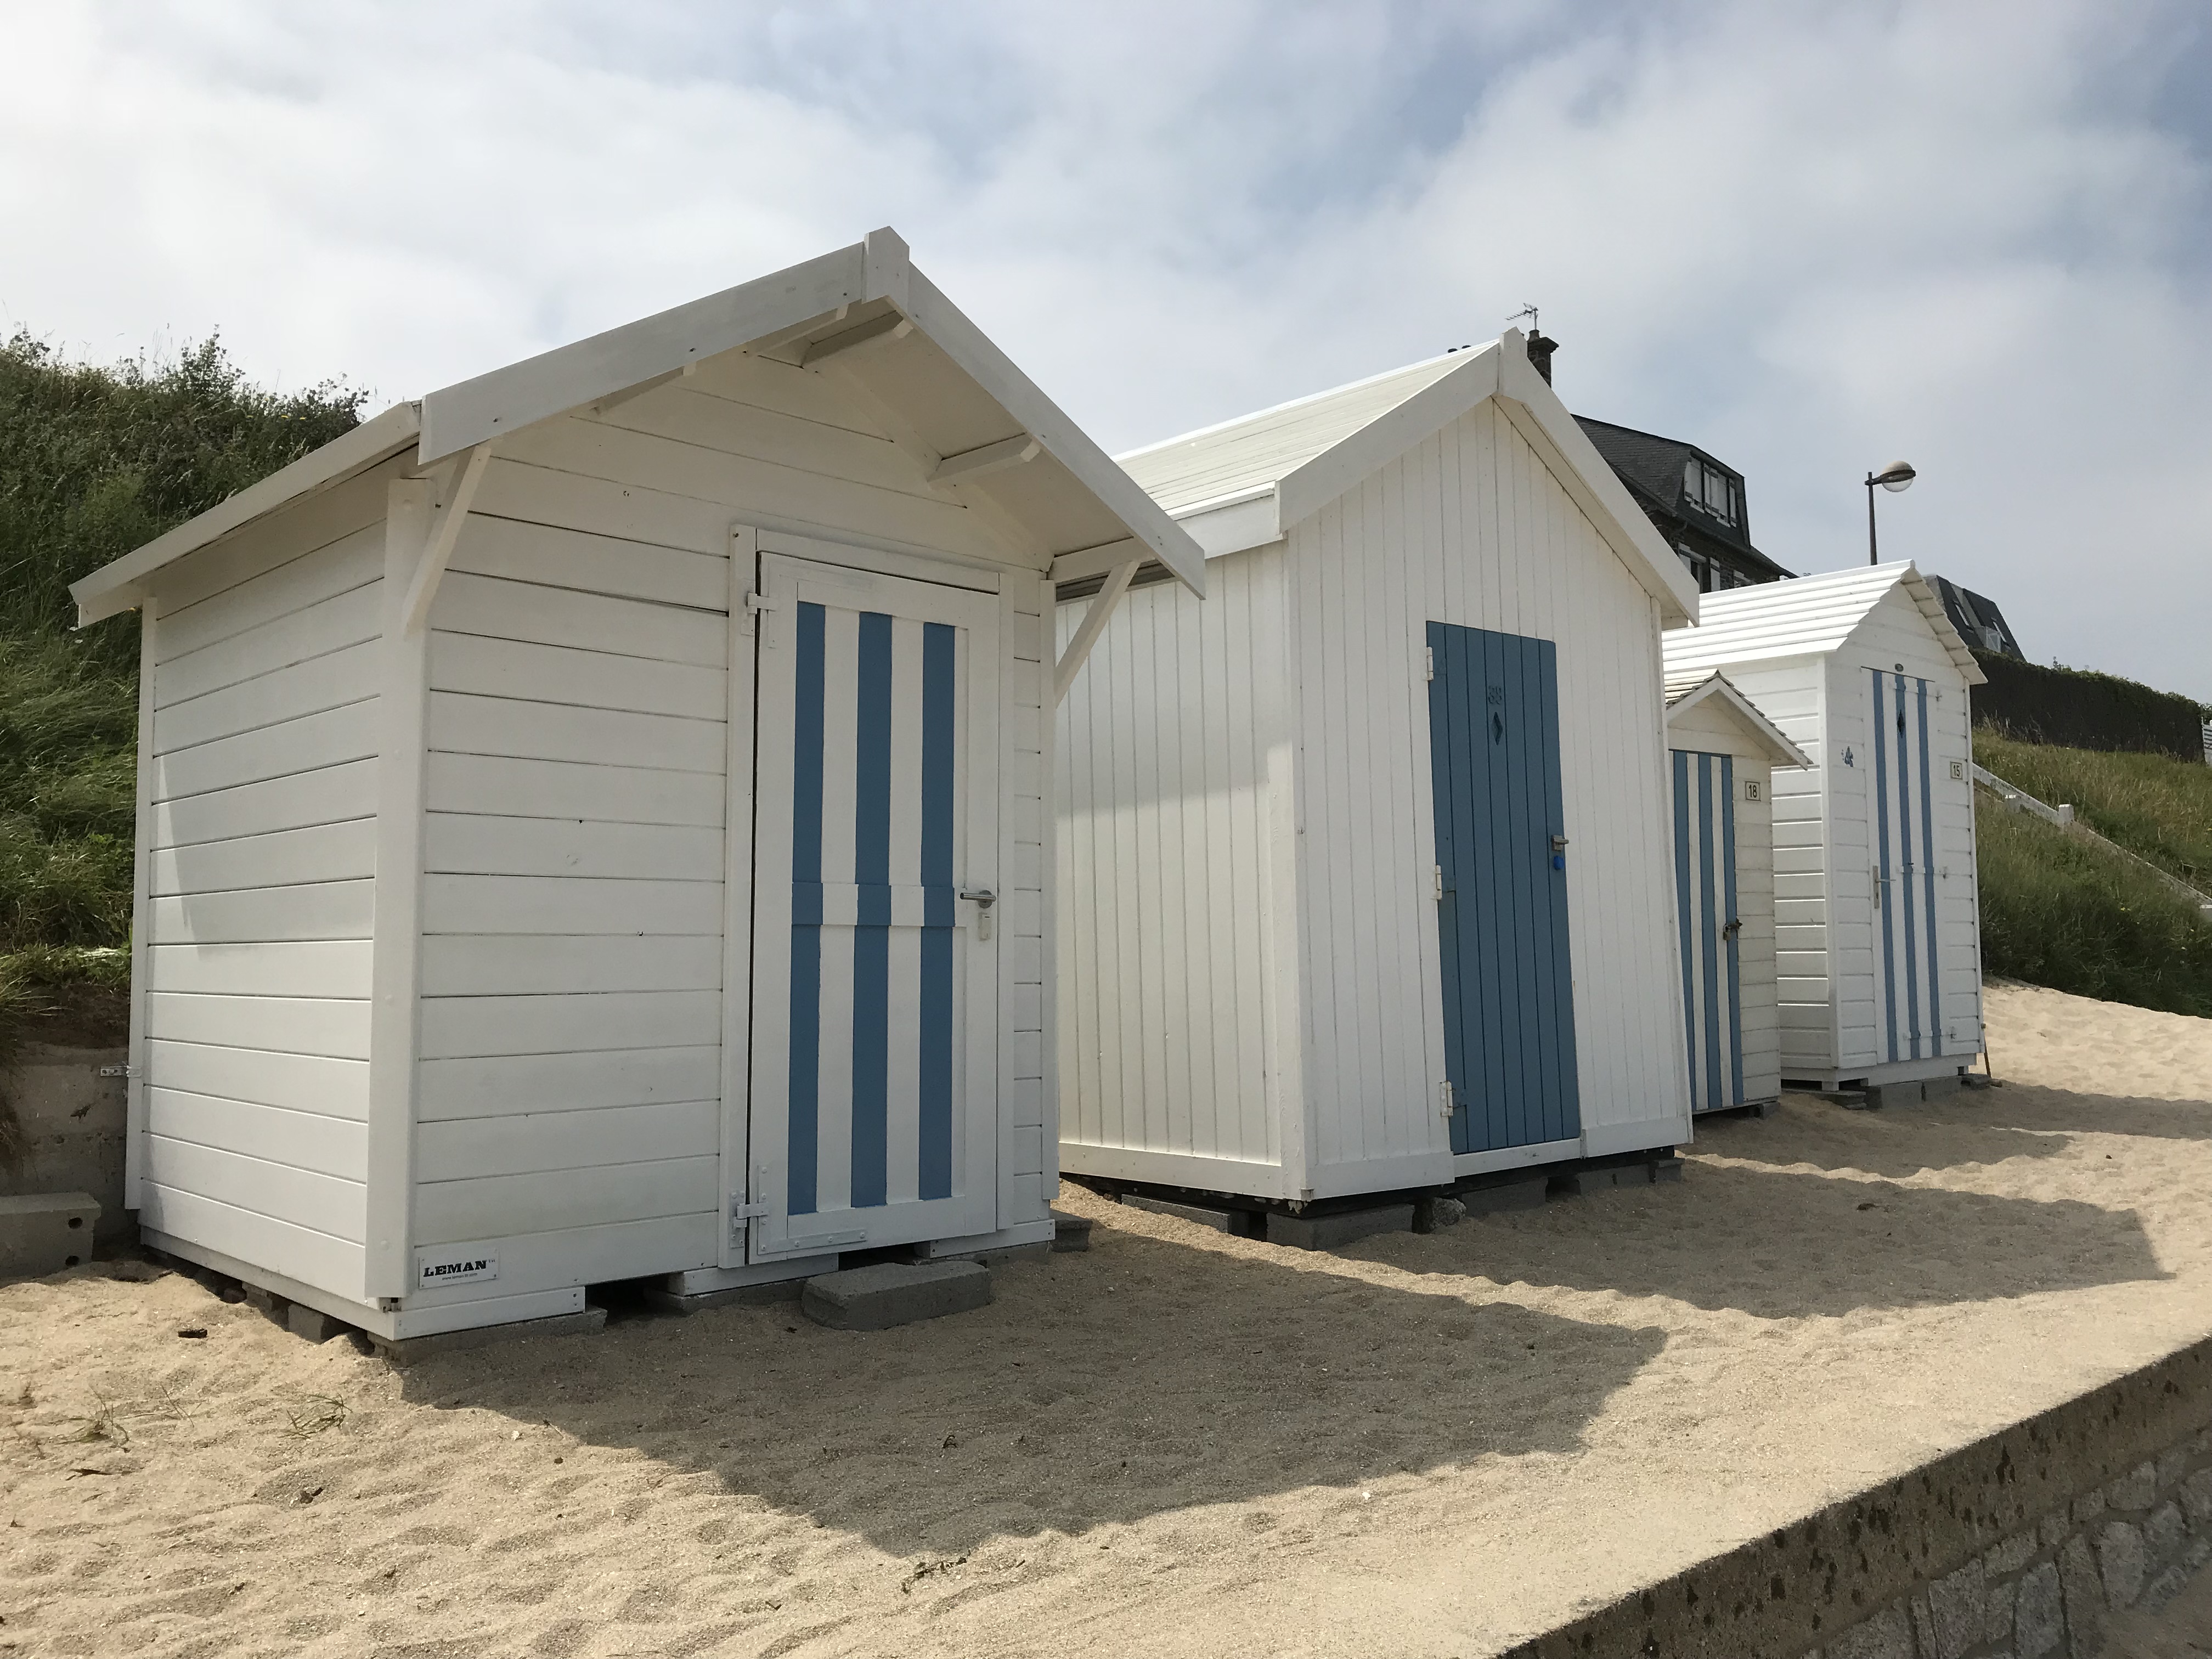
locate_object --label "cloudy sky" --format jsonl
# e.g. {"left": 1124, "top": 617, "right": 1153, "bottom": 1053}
{"left": 4, "top": 1, "right": 2207, "bottom": 699}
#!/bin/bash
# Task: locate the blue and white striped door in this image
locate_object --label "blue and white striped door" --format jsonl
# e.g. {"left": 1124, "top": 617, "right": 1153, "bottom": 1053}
{"left": 748, "top": 555, "right": 1000, "bottom": 1260}
{"left": 1671, "top": 750, "right": 1745, "bottom": 1112}
{"left": 1868, "top": 669, "right": 1943, "bottom": 1064}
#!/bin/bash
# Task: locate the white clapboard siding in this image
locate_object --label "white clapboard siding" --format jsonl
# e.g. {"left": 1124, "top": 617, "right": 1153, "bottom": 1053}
{"left": 147, "top": 940, "right": 373, "bottom": 1000}
{"left": 421, "top": 813, "right": 723, "bottom": 882}
{"left": 416, "top": 1045, "right": 723, "bottom": 1121}
{"left": 426, "top": 691, "right": 725, "bottom": 774}
{"left": 413, "top": 1155, "right": 719, "bottom": 1246}
{"left": 419, "top": 990, "right": 724, "bottom": 1059}
{"left": 149, "top": 880, "right": 375, "bottom": 945}
{"left": 151, "top": 759, "right": 379, "bottom": 850}
{"left": 144, "top": 1040, "right": 369, "bottom": 1120}
{"left": 432, "top": 571, "right": 726, "bottom": 665}
{"left": 152, "top": 819, "right": 377, "bottom": 896}
{"left": 428, "top": 631, "right": 725, "bottom": 720}
{"left": 154, "top": 582, "right": 383, "bottom": 708}
{"left": 144, "top": 1134, "right": 366, "bottom": 1242}
{"left": 153, "top": 640, "right": 380, "bottom": 754}
{"left": 138, "top": 1183, "right": 363, "bottom": 1299}
{"left": 146, "top": 1088, "right": 368, "bottom": 1179}
{"left": 146, "top": 461, "right": 396, "bottom": 618}
{"left": 449, "top": 512, "right": 732, "bottom": 611}
{"left": 152, "top": 526, "right": 383, "bottom": 664}
{"left": 150, "top": 700, "right": 380, "bottom": 803}
{"left": 424, "top": 753, "right": 724, "bottom": 826}
{"left": 419, "top": 934, "right": 722, "bottom": 997}
{"left": 420, "top": 874, "right": 720, "bottom": 936}
{"left": 145, "top": 991, "right": 370, "bottom": 1059}
{"left": 416, "top": 1100, "right": 718, "bottom": 1181}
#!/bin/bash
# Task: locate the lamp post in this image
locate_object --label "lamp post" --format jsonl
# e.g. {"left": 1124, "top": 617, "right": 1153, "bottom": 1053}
{"left": 1865, "top": 460, "right": 1916, "bottom": 564}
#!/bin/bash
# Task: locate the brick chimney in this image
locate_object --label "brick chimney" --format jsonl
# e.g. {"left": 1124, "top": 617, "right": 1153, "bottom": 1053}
{"left": 1526, "top": 332, "right": 1558, "bottom": 385}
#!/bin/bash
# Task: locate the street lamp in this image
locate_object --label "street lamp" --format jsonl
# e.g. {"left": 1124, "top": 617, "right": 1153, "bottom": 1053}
{"left": 1865, "top": 460, "right": 1916, "bottom": 565}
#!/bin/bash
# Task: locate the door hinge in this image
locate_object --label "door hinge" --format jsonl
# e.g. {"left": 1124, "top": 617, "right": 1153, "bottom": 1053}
{"left": 1438, "top": 1080, "right": 1455, "bottom": 1119}
{"left": 744, "top": 591, "right": 780, "bottom": 644}
{"left": 1424, "top": 646, "right": 1434, "bottom": 682}
{"left": 1432, "top": 864, "right": 1444, "bottom": 901}
{"left": 98, "top": 1063, "right": 135, "bottom": 1079}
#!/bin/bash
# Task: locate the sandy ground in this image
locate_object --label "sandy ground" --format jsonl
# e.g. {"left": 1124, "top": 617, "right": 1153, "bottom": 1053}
{"left": 2104, "top": 1551, "right": 2212, "bottom": 1657}
{"left": 4, "top": 979, "right": 2211, "bottom": 1659}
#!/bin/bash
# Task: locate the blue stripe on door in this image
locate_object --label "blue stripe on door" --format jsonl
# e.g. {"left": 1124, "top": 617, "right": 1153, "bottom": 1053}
{"left": 1697, "top": 754, "right": 1723, "bottom": 1111}
{"left": 1721, "top": 755, "right": 1744, "bottom": 1105}
{"left": 848, "top": 612, "right": 894, "bottom": 1210}
{"left": 917, "top": 620, "right": 956, "bottom": 1201}
{"left": 1896, "top": 673, "right": 1921, "bottom": 1060}
{"left": 1870, "top": 670, "right": 1898, "bottom": 1063}
{"left": 788, "top": 601, "right": 827, "bottom": 1215}
{"left": 1916, "top": 678, "right": 1942, "bottom": 1056}
{"left": 1673, "top": 750, "right": 1696, "bottom": 1105}
{"left": 1425, "top": 622, "right": 1580, "bottom": 1154}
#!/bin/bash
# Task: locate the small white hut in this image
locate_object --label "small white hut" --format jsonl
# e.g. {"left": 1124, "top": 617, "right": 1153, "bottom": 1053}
{"left": 1663, "top": 673, "right": 1812, "bottom": 1114}
{"left": 71, "top": 229, "right": 1204, "bottom": 1342}
{"left": 1054, "top": 335, "right": 1703, "bottom": 1210}
{"left": 1662, "top": 564, "right": 1988, "bottom": 1094}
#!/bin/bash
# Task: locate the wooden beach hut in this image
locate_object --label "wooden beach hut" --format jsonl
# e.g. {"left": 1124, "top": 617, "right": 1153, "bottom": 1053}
{"left": 1661, "top": 563, "right": 1988, "bottom": 1094}
{"left": 1663, "top": 672, "right": 1812, "bottom": 1115}
{"left": 1053, "top": 332, "right": 1703, "bottom": 1215}
{"left": 69, "top": 229, "right": 1203, "bottom": 1342}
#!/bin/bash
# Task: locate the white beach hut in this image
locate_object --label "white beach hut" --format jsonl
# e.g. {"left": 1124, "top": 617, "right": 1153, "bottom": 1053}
{"left": 1663, "top": 672, "right": 1812, "bottom": 1115}
{"left": 1053, "top": 334, "right": 1703, "bottom": 1213}
{"left": 70, "top": 229, "right": 1203, "bottom": 1343}
{"left": 1661, "top": 564, "right": 1988, "bottom": 1094}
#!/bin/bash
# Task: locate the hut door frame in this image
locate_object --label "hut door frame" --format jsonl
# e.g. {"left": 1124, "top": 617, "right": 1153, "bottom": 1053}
{"left": 1672, "top": 749, "right": 1746, "bottom": 1111}
{"left": 1866, "top": 668, "right": 1944, "bottom": 1066}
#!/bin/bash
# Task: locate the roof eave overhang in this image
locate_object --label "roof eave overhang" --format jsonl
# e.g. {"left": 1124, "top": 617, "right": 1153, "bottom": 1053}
{"left": 1667, "top": 673, "right": 1815, "bottom": 768}
{"left": 1893, "top": 563, "right": 1988, "bottom": 685}
{"left": 1489, "top": 332, "right": 1702, "bottom": 629}
{"left": 69, "top": 399, "right": 425, "bottom": 625}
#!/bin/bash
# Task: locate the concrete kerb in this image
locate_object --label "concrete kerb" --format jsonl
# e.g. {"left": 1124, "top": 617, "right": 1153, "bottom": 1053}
{"left": 800, "top": 1260, "right": 992, "bottom": 1331}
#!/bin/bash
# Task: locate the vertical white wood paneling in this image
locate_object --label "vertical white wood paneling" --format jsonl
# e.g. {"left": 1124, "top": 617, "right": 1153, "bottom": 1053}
{"left": 125, "top": 602, "right": 157, "bottom": 1211}
{"left": 1722, "top": 662, "right": 1829, "bottom": 1074}
{"left": 716, "top": 527, "right": 759, "bottom": 1268}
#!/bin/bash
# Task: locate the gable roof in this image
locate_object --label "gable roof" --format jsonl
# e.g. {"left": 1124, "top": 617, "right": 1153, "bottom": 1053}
{"left": 72, "top": 228, "right": 1204, "bottom": 624}
{"left": 1661, "top": 562, "right": 1986, "bottom": 684}
{"left": 1113, "top": 331, "right": 1700, "bottom": 625}
{"left": 1664, "top": 672, "right": 1814, "bottom": 768}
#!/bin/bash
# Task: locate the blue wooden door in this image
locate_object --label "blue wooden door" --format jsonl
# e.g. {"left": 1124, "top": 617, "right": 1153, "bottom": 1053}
{"left": 1671, "top": 750, "right": 1746, "bottom": 1111}
{"left": 1868, "top": 668, "right": 1944, "bottom": 1064}
{"left": 748, "top": 555, "right": 1001, "bottom": 1260}
{"left": 1425, "top": 622, "right": 1581, "bottom": 1154}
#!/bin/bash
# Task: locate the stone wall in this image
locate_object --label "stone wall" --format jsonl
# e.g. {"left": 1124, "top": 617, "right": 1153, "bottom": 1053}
{"left": 1502, "top": 1334, "right": 2212, "bottom": 1659}
{"left": 0, "top": 1043, "right": 129, "bottom": 1243}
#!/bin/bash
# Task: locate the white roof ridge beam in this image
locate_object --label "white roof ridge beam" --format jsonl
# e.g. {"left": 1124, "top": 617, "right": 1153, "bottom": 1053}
{"left": 417, "top": 239, "right": 878, "bottom": 464}
{"left": 1274, "top": 344, "right": 1500, "bottom": 531}
{"left": 902, "top": 267, "right": 1205, "bottom": 597}
{"left": 1667, "top": 673, "right": 1815, "bottom": 769}
{"left": 70, "top": 400, "right": 424, "bottom": 625}
{"left": 1490, "top": 330, "right": 1702, "bottom": 628}
{"left": 1115, "top": 349, "right": 1463, "bottom": 463}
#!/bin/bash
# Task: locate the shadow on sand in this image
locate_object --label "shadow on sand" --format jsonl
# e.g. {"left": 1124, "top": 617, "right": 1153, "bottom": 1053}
{"left": 392, "top": 1227, "right": 1666, "bottom": 1558}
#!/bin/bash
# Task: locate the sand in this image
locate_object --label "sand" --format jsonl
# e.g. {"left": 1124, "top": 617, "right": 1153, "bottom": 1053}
{"left": 3, "top": 979, "right": 2210, "bottom": 1659}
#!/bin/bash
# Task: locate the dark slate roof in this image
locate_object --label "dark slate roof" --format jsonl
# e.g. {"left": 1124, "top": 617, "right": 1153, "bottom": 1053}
{"left": 1928, "top": 574, "right": 2024, "bottom": 659}
{"left": 1573, "top": 414, "right": 1790, "bottom": 581}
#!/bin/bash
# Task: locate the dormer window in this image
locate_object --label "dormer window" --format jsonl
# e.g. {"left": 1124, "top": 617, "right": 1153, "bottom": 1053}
{"left": 1683, "top": 458, "right": 1740, "bottom": 527}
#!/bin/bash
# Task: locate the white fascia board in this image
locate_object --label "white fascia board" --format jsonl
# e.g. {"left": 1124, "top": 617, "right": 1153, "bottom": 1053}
{"left": 70, "top": 400, "right": 424, "bottom": 625}
{"left": 417, "top": 240, "right": 874, "bottom": 464}
{"left": 1491, "top": 332, "right": 1703, "bottom": 628}
{"left": 1174, "top": 489, "right": 1282, "bottom": 560}
{"left": 902, "top": 267, "right": 1206, "bottom": 599}
{"left": 1892, "top": 563, "right": 1988, "bottom": 684}
{"left": 1667, "top": 674, "right": 1815, "bottom": 769}
{"left": 1274, "top": 345, "right": 1500, "bottom": 531}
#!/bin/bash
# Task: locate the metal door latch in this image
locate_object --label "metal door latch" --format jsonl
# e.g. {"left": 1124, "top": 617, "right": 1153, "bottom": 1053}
{"left": 729, "top": 1197, "right": 770, "bottom": 1242}
{"left": 961, "top": 887, "right": 996, "bottom": 940}
{"left": 1722, "top": 918, "right": 1742, "bottom": 940}
{"left": 1550, "top": 833, "right": 1568, "bottom": 870}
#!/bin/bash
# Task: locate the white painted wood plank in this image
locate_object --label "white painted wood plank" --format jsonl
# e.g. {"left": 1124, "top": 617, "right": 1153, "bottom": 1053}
{"left": 420, "top": 934, "right": 721, "bottom": 996}
{"left": 413, "top": 1154, "right": 719, "bottom": 1245}
{"left": 420, "top": 873, "right": 722, "bottom": 936}
{"left": 145, "top": 464, "right": 393, "bottom": 620}
{"left": 150, "top": 701, "right": 380, "bottom": 803}
{"left": 144, "top": 1039, "right": 369, "bottom": 1120}
{"left": 430, "top": 570, "right": 726, "bottom": 667}
{"left": 421, "top": 812, "right": 722, "bottom": 881}
{"left": 153, "top": 526, "right": 383, "bottom": 664}
{"left": 138, "top": 1182, "right": 363, "bottom": 1300}
{"left": 150, "top": 879, "right": 375, "bottom": 945}
{"left": 426, "top": 690, "right": 725, "bottom": 774}
{"left": 154, "top": 582, "right": 383, "bottom": 708}
{"left": 399, "top": 1212, "right": 713, "bottom": 1306}
{"left": 449, "top": 512, "right": 731, "bottom": 611}
{"left": 146, "top": 1087, "right": 368, "bottom": 1181}
{"left": 424, "top": 752, "right": 724, "bottom": 827}
{"left": 145, "top": 1134, "right": 366, "bottom": 1242}
{"left": 153, "top": 640, "right": 380, "bottom": 755}
{"left": 147, "top": 940, "right": 374, "bottom": 1000}
{"left": 417, "top": 990, "right": 723, "bottom": 1058}
{"left": 415, "top": 1100, "right": 717, "bottom": 1182}
{"left": 151, "top": 819, "right": 377, "bottom": 896}
{"left": 428, "top": 630, "right": 725, "bottom": 720}
{"left": 418, "top": 1045, "right": 722, "bottom": 1120}
{"left": 150, "top": 760, "right": 377, "bottom": 850}
{"left": 588, "top": 387, "right": 924, "bottom": 500}
{"left": 145, "top": 992, "right": 370, "bottom": 1059}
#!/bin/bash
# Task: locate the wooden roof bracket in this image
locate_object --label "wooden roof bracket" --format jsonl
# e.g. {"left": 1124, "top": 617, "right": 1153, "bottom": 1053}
{"left": 400, "top": 442, "right": 492, "bottom": 634}
{"left": 1053, "top": 558, "right": 1139, "bottom": 705}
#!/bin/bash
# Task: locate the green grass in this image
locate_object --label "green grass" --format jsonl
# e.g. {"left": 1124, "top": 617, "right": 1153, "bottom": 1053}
{"left": 1973, "top": 725, "right": 2212, "bottom": 893}
{"left": 0, "top": 331, "right": 363, "bottom": 1060}
{"left": 1971, "top": 726, "right": 2212, "bottom": 1016}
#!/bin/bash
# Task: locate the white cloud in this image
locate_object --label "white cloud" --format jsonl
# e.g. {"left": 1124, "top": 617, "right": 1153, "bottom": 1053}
{"left": 1, "top": 0, "right": 2204, "bottom": 697}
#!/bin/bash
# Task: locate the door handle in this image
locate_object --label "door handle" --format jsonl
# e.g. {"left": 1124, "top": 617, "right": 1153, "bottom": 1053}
{"left": 1722, "top": 918, "right": 1742, "bottom": 941}
{"left": 1549, "top": 833, "right": 1568, "bottom": 871}
{"left": 961, "top": 888, "right": 996, "bottom": 940}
